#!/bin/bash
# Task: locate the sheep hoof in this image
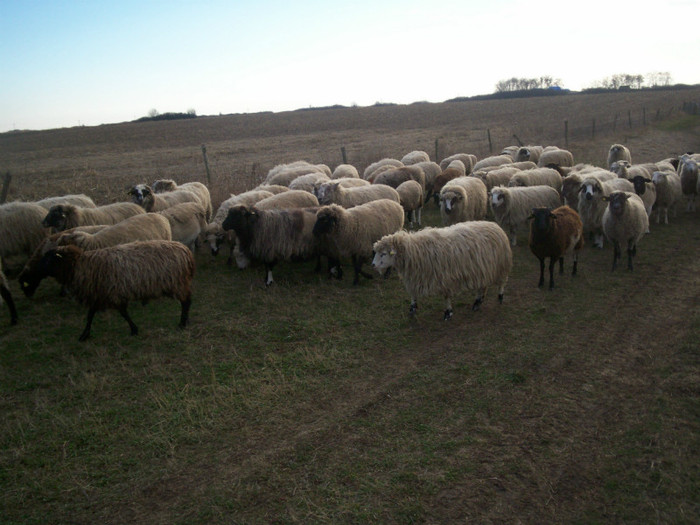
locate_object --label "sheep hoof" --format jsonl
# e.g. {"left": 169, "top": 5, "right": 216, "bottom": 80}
{"left": 78, "top": 332, "right": 90, "bottom": 342}
{"left": 443, "top": 309, "right": 453, "bottom": 321}
{"left": 498, "top": 293, "right": 504, "bottom": 304}
{"left": 409, "top": 302, "right": 417, "bottom": 316}
{"left": 471, "top": 298, "right": 483, "bottom": 311}
{"left": 10, "top": 317, "right": 18, "bottom": 326}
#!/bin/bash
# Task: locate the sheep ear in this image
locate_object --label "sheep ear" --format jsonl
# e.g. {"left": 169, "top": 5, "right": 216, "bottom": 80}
{"left": 55, "top": 252, "right": 63, "bottom": 259}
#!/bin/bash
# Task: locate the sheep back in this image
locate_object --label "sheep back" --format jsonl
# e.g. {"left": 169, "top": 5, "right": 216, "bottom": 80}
{"left": 318, "top": 181, "right": 400, "bottom": 208}
{"left": 43, "top": 202, "right": 146, "bottom": 232}
{"left": 490, "top": 186, "right": 562, "bottom": 244}
{"left": 255, "top": 190, "right": 319, "bottom": 210}
{"left": 35, "top": 194, "right": 96, "bottom": 209}
{"left": 58, "top": 213, "right": 173, "bottom": 251}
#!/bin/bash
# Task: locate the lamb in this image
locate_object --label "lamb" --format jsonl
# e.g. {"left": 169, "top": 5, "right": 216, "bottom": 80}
{"left": 204, "top": 190, "right": 274, "bottom": 261}
{"left": 331, "top": 164, "right": 360, "bottom": 179}
{"left": 317, "top": 181, "right": 400, "bottom": 208}
{"left": 288, "top": 172, "right": 331, "bottom": 194}
{"left": 607, "top": 144, "right": 632, "bottom": 169}
{"left": 56, "top": 212, "right": 173, "bottom": 251}
{"left": 396, "top": 180, "right": 424, "bottom": 228}
{"left": 18, "top": 225, "right": 108, "bottom": 298}
{"left": 222, "top": 204, "right": 322, "bottom": 286}
{"left": 255, "top": 190, "right": 319, "bottom": 209}
{"left": 678, "top": 156, "right": 699, "bottom": 212}
{"left": 363, "top": 158, "right": 403, "bottom": 180}
{"left": 35, "top": 194, "right": 96, "bottom": 209}
{"left": 1, "top": 260, "right": 17, "bottom": 325}
{"left": 538, "top": 147, "right": 574, "bottom": 168}
{"left": 528, "top": 206, "right": 584, "bottom": 289}
{"left": 439, "top": 153, "right": 476, "bottom": 174}
{"left": 42, "top": 202, "right": 146, "bottom": 232}
{"left": 150, "top": 179, "right": 212, "bottom": 221}
{"left": 577, "top": 177, "right": 634, "bottom": 248}
{"left": 158, "top": 202, "right": 207, "bottom": 252}
{"left": 651, "top": 171, "right": 682, "bottom": 224}
{"left": 472, "top": 154, "right": 513, "bottom": 172}
{"left": 630, "top": 175, "right": 656, "bottom": 229}
{"left": 128, "top": 184, "right": 200, "bottom": 213}
{"left": 507, "top": 167, "right": 563, "bottom": 193}
{"left": 372, "top": 165, "right": 426, "bottom": 192}
{"left": 312, "top": 199, "right": 405, "bottom": 285}
{"left": 490, "top": 185, "right": 562, "bottom": 246}
{"left": 37, "top": 240, "right": 195, "bottom": 341}
{"left": 439, "top": 176, "right": 488, "bottom": 226}
{"left": 515, "top": 145, "right": 543, "bottom": 164}
{"left": 371, "top": 221, "right": 512, "bottom": 320}
{"left": 602, "top": 192, "right": 649, "bottom": 271}
{"left": 0, "top": 201, "right": 50, "bottom": 275}
{"left": 400, "top": 150, "right": 431, "bottom": 165}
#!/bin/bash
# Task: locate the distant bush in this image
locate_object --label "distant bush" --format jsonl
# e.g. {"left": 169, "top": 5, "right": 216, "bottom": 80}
{"left": 135, "top": 109, "right": 197, "bottom": 123}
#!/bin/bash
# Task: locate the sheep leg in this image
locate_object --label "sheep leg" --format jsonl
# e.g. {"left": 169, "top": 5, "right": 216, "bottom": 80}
{"left": 0, "top": 283, "right": 18, "bottom": 325}
{"left": 498, "top": 285, "right": 505, "bottom": 304}
{"left": 572, "top": 253, "right": 578, "bottom": 277}
{"left": 328, "top": 257, "right": 343, "bottom": 280}
{"left": 352, "top": 255, "right": 373, "bottom": 285}
{"left": 179, "top": 296, "right": 191, "bottom": 328}
{"left": 558, "top": 257, "right": 564, "bottom": 275}
{"left": 627, "top": 242, "right": 636, "bottom": 271}
{"left": 117, "top": 304, "right": 138, "bottom": 336}
{"left": 416, "top": 208, "right": 422, "bottom": 227}
{"left": 538, "top": 257, "right": 546, "bottom": 288}
{"left": 264, "top": 262, "right": 276, "bottom": 287}
{"left": 611, "top": 241, "right": 621, "bottom": 272}
{"left": 78, "top": 306, "right": 98, "bottom": 342}
{"left": 548, "top": 257, "right": 556, "bottom": 290}
{"left": 444, "top": 298, "right": 453, "bottom": 320}
{"left": 471, "top": 291, "right": 484, "bottom": 311}
{"left": 409, "top": 300, "right": 418, "bottom": 316}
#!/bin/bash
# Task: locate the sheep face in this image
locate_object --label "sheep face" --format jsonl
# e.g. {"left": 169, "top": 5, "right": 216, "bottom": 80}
{"left": 631, "top": 176, "right": 652, "bottom": 196}
{"left": 580, "top": 181, "right": 601, "bottom": 201}
{"left": 316, "top": 183, "right": 338, "bottom": 205}
{"left": 42, "top": 205, "right": 69, "bottom": 231}
{"left": 440, "top": 191, "right": 462, "bottom": 214}
{"left": 603, "top": 192, "right": 630, "bottom": 218}
{"left": 651, "top": 172, "right": 667, "bottom": 185}
{"left": 221, "top": 205, "right": 258, "bottom": 244}
{"left": 312, "top": 208, "right": 340, "bottom": 236}
{"left": 18, "top": 267, "right": 42, "bottom": 298}
{"left": 490, "top": 189, "right": 506, "bottom": 208}
{"left": 128, "top": 184, "right": 152, "bottom": 206}
{"left": 371, "top": 247, "right": 396, "bottom": 276}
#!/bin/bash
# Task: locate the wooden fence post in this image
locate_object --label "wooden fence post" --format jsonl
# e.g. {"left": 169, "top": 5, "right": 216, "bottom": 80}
{"left": 201, "top": 144, "right": 212, "bottom": 187}
{"left": 434, "top": 138, "right": 439, "bottom": 162}
{"left": 341, "top": 146, "right": 347, "bottom": 164}
{"left": 592, "top": 118, "right": 596, "bottom": 139}
{"left": 643, "top": 107, "right": 647, "bottom": 125}
{"left": 487, "top": 129, "right": 493, "bottom": 154}
{"left": 0, "top": 172, "right": 11, "bottom": 204}
{"left": 564, "top": 120, "right": 569, "bottom": 148}
{"left": 512, "top": 134, "right": 524, "bottom": 147}
{"left": 628, "top": 110, "right": 632, "bottom": 128}
{"left": 613, "top": 112, "right": 619, "bottom": 132}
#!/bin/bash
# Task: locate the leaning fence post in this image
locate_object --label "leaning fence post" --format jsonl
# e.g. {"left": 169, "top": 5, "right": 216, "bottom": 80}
{"left": 564, "top": 120, "right": 569, "bottom": 148}
{"left": 628, "top": 110, "right": 632, "bottom": 128}
{"left": 341, "top": 146, "right": 347, "bottom": 164}
{"left": 434, "top": 138, "right": 439, "bottom": 162}
{"left": 201, "top": 144, "right": 212, "bottom": 187}
{"left": 591, "top": 118, "right": 596, "bottom": 139}
{"left": 487, "top": 129, "right": 493, "bottom": 154}
{"left": 0, "top": 172, "right": 11, "bottom": 204}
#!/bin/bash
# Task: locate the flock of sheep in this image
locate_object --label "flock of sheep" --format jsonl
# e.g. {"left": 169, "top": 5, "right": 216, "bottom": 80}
{"left": 0, "top": 144, "right": 698, "bottom": 338}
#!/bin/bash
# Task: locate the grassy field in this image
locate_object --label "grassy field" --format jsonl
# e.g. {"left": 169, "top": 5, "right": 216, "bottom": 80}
{"left": 1, "top": 88, "right": 699, "bottom": 523}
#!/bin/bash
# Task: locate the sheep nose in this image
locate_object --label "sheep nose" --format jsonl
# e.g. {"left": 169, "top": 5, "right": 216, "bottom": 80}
{"left": 585, "top": 193, "right": 592, "bottom": 200}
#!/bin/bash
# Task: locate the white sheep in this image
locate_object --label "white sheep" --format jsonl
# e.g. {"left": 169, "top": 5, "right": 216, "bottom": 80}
{"left": 35, "top": 194, "right": 96, "bottom": 209}
{"left": 363, "top": 158, "right": 403, "bottom": 181}
{"left": 577, "top": 177, "right": 635, "bottom": 248}
{"left": 312, "top": 199, "right": 405, "bottom": 285}
{"left": 507, "top": 168, "right": 563, "bottom": 193}
{"left": 560, "top": 169, "right": 616, "bottom": 212}
{"left": 400, "top": 150, "right": 431, "bottom": 165}
{"left": 42, "top": 202, "right": 146, "bottom": 232}
{"left": 128, "top": 184, "right": 200, "bottom": 213}
{"left": 0, "top": 201, "right": 50, "bottom": 275}
{"left": 439, "top": 154, "right": 476, "bottom": 174}
{"left": 158, "top": 202, "right": 208, "bottom": 252}
{"left": 678, "top": 156, "right": 699, "bottom": 212}
{"left": 607, "top": 144, "right": 632, "bottom": 169}
{"left": 651, "top": 171, "right": 682, "bottom": 224}
{"left": 331, "top": 164, "right": 360, "bottom": 179}
{"left": 151, "top": 179, "right": 212, "bottom": 221}
{"left": 372, "top": 165, "right": 426, "bottom": 192}
{"left": 264, "top": 162, "right": 330, "bottom": 186}
{"left": 288, "top": 172, "right": 331, "bottom": 194}
{"left": 490, "top": 185, "right": 562, "bottom": 246}
{"left": 396, "top": 180, "right": 424, "bottom": 228}
{"left": 439, "top": 176, "right": 488, "bottom": 226}
{"left": 317, "top": 181, "right": 400, "bottom": 208}
{"left": 515, "top": 146, "right": 543, "bottom": 164}
{"left": 538, "top": 147, "right": 574, "bottom": 168}
{"left": 472, "top": 154, "right": 513, "bottom": 172}
{"left": 413, "top": 161, "right": 442, "bottom": 197}
{"left": 255, "top": 190, "right": 319, "bottom": 209}
{"left": 629, "top": 176, "right": 655, "bottom": 231}
{"left": 602, "top": 192, "right": 649, "bottom": 271}
{"left": 473, "top": 166, "right": 520, "bottom": 191}
{"left": 610, "top": 160, "right": 653, "bottom": 180}
{"left": 371, "top": 221, "right": 513, "bottom": 320}
{"left": 57, "top": 212, "right": 173, "bottom": 251}
{"left": 253, "top": 184, "right": 290, "bottom": 195}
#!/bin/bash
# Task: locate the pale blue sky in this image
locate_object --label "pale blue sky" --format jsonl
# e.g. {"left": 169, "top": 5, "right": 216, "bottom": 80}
{"left": 2, "top": 0, "right": 699, "bottom": 132}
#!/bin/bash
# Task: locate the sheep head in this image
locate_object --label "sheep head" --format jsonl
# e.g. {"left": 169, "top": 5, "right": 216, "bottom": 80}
{"left": 529, "top": 207, "right": 556, "bottom": 234}
{"left": 42, "top": 204, "right": 71, "bottom": 231}
{"left": 580, "top": 179, "right": 602, "bottom": 201}
{"left": 372, "top": 235, "right": 402, "bottom": 276}
{"left": 128, "top": 184, "right": 152, "bottom": 206}
{"left": 490, "top": 188, "right": 507, "bottom": 208}
{"left": 312, "top": 205, "right": 341, "bottom": 236}
{"left": 603, "top": 191, "right": 630, "bottom": 217}
{"left": 38, "top": 245, "right": 82, "bottom": 284}
{"left": 631, "top": 175, "right": 652, "bottom": 196}
{"left": 222, "top": 205, "right": 258, "bottom": 238}
{"left": 440, "top": 189, "right": 463, "bottom": 214}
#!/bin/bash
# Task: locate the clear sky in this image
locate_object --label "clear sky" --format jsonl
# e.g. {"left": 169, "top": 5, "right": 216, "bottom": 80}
{"left": 1, "top": 0, "right": 699, "bottom": 132}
